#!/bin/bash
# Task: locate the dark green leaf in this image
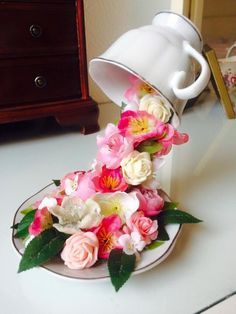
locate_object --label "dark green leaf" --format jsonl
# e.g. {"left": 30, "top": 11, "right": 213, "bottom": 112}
{"left": 157, "top": 224, "right": 170, "bottom": 241}
{"left": 11, "top": 223, "right": 19, "bottom": 230}
{"left": 163, "top": 201, "right": 179, "bottom": 210}
{"left": 20, "top": 206, "right": 34, "bottom": 215}
{"left": 137, "top": 139, "right": 163, "bottom": 154}
{"left": 146, "top": 241, "right": 164, "bottom": 250}
{"left": 18, "top": 229, "right": 67, "bottom": 273}
{"left": 14, "top": 210, "right": 36, "bottom": 239}
{"left": 158, "top": 209, "right": 202, "bottom": 225}
{"left": 121, "top": 101, "right": 128, "bottom": 111}
{"left": 52, "top": 179, "right": 61, "bottom": 187}
{"left": 108, "top": 249, "right": 136, "bottom": 292}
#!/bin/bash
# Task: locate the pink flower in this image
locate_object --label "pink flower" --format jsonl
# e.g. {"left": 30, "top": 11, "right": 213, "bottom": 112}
{"left": 134, "top": 188, "right": 164, "bottom": 216}
{"left": 126, "top": 211, "right": 158, "bottom": 245}
{"left": 29, "top": 208, "right": 53, "bottom": 236}
{"left": 75, "top": 171, "right": 97, "bottom": 201}
{"left": 93, "top": 166, "right": 128, "bottom": 193}
{"left": 96, "top": 123, "right": 133, "bottom": 169}
{"left": 124, "top": 75, "right": 156, "bottom": 105}
{"left": 61, "top": 231, "right": 99, "bottom": 270}
{"left": 60, "top": 171, "right": 85, "bottom": 195}
{"left": 118, "top": 110, "right": 162, "bottom": 145}
{"left": 94, "top": 215, "right": 122, "bottom": 259}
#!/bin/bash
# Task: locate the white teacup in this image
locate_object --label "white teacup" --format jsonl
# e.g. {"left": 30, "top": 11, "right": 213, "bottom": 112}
{"left": 89, "top": 11, "right": 210, "bottom": 126}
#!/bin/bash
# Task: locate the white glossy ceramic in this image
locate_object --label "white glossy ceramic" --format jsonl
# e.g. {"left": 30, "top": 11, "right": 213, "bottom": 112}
{"left": 12, "top": 184, "right": 181, "bottom": 281}
{"left": 89, "top": 11, "right": 211, "bottom": 124}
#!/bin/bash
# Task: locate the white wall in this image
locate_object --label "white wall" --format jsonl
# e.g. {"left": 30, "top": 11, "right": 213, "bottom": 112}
{"left": 84, "top": 0, "right": 171, "bottom": 103}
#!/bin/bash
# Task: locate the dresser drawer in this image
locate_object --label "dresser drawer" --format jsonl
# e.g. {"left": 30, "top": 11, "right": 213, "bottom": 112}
{"left": 0, "top": 55, "right": 81, "bottom": 106}
{"left": 0, "top": 3, "right": 77, "bottom": 58}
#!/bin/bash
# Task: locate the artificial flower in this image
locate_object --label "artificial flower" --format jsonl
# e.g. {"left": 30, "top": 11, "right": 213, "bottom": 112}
{"left": 118, "top": 110, "right": 161, "bottom": 145}
{"left": 126, "top": 211, "right": 158, "bottom": 245}
{"left": 49, "top": 196, "right": 102, "bottom": 234}
{"left": 93, "top": 166, "right": 128, "bottom": 193}
{"left": 124, "top": 74, "right": 156, "bottom": 106}
{"left": 95, "top": 215, "right": 122, "bottom": 259}
{"left": 92, "top": 191, "right": 139, "bottom": 223}
{"left": 118, "top": 232, "right": 146, "bottom": 256}
{"left": 61, "top": 231, "right": 99, "bottom": 269}
{"left": 121, "top": 150, "right": 152, "bottom": 185}
{"left": 134, "top": 187, "right": 164, "bottom": 216}
{"left": 38, "top": 196, "right": 57, "bottom": 210}
{"left": 29, "top": 208, "right": 53, "bottom": 236}
{"left": 74, "top": 171, "right": 97, "bottom": 201}
{"left": 96, "top": 123, "right": 133, "bottom": 169}
{"left": 60, "top": 171, "right": 85, "bottom": 195}
{"left": 139, "top": 94, "right": 172, "bottom": 123}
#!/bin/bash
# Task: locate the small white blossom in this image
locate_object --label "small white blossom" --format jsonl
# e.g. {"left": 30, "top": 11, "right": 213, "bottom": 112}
{"left": 118, "top": 232, "right": 146, "bottom": 255}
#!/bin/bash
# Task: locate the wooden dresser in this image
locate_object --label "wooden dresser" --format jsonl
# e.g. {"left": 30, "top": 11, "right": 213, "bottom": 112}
{"left": 0, "top": 0, "right": 99, "bottom": 134}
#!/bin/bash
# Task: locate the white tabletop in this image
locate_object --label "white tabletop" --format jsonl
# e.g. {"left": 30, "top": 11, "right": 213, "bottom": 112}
{"left": 1, "top": 92, "right": 235, "bottom": 314}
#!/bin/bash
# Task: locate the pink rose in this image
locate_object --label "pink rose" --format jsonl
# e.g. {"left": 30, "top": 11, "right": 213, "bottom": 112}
{"left": 96, "top": 123, "right": 133, "bottom": 169}
{"left": 61, "top": 231, "right": 99, "bottom": 270}
{"left": 134, "top": 188, "right": 164, "bottom": 216}
{"left": 127, "top": 211, "right": 158, "bottom": 245}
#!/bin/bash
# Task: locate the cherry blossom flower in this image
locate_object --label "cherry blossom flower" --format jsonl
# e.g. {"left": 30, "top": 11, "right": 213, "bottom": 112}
{"left": 93, "top": 166, "right": 128, "bottom": 193}
{"left": 118, "top": 110, "right": 162, "bottom": 145}
{"left": 29, "top": 208, "right": 53, "bottom": 236}
{"left": 94, "top": 215, "right": 122, "bottom": 259}
{"left": 96, "top": 123, "right": 133, "bottom": 169}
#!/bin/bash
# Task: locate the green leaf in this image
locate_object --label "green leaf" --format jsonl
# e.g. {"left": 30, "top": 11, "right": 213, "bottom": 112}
{"left": 121, "top": 101, "right": 128, "bottom": 111}
{"left": 11, "top": 223, "right": 19, "bottom": 230}
{"left": 163, "top": 201, "right": 179, "bottom": 210}
{"left": 158, "top": 209, "right": 202, "bottom": 225}
{"left": 146, "top": 241, "right": 164, "bottom": 250}
{"left": 156, "top": 224, "right": 170, "bottom": 241}
{"left": 53, "top": 179, "right": 61, "bottom": 187}
{"left": 18, "top": 229, "right": 67, "bottom": 273}
{"left": 20, "top": 206, "right": 34, "bottom": 215}
{"left": 137, "top": 140, "right": 163, "bottom": 154}
{"left": 14, "top": 210, "right": 36, "bottom": 239}
{"left": 108, "top": 249, "right": 136, "bottom": 292}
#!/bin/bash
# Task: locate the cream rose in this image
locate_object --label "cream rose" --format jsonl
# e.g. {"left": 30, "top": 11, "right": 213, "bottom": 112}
{"left": 121, "top": 151, "right": 152, "bottom": 185}
{"left": 139, "top": 94, "right": 172, "bottom": 123}
{"left": 61, "top": 231, "right": 99, "bottom": 269}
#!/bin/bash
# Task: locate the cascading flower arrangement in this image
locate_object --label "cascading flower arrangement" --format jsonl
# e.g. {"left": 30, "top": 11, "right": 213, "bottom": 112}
{"left": 12, "top": 75, "right": 201, "bottom": 291}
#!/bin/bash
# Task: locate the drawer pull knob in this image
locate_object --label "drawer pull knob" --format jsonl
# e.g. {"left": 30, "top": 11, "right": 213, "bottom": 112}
{"left": 34, "top": 76, "right": 47, "bottom": 88}
{"left": 30, "top": 24, "right": 42, "bottom": 38}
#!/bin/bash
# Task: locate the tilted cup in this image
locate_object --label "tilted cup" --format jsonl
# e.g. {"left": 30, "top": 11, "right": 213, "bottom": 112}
{"left": 89, "top": 11, "right": 210, "bottom": 127}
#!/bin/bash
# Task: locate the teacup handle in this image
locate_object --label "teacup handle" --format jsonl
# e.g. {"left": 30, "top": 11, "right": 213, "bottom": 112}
{"left": 171, "top": 41, "right": 210, "bottom": 100}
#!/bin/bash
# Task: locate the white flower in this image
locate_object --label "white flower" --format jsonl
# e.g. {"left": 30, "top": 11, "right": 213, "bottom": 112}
{"left": 38, "top": 197, "right": 57, "bottom": 210}
{"left": 64, "top": 174, "right": 79, "bottom": 195}
{"left": 48, "top": 196, "right": 102, "bottom": 234}
{"left": 121, "top": 150, "right": 152, "bottom": 185}
{"left": 142, "top": 157, "right": 165, "bottom": 189}
{"left": 118, "top": 232, "right": 146, "bottom": 255}
{"left": 139, "top": 94, "right": 172, "bottom": 123}
{"left": 92, "top": 191, "right": 139, "bottom": 223}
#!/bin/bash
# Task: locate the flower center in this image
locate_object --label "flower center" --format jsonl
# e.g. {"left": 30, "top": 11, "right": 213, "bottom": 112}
{"left": 101, "top": 175, "right": 119, "bottom": 190}
{"left": 98, "top": 228, "right": 115, "bottom": 253}
{"left": 130, "top": 117, "right": 149, "bottom": 135}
